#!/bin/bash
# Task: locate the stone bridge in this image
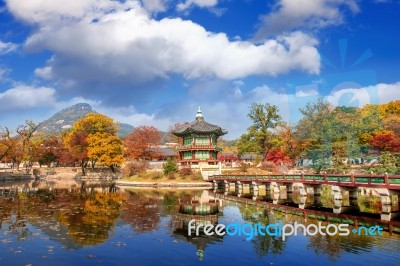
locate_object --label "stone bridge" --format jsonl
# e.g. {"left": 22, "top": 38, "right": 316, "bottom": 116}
{"left": 209, "top": 174, "right": 400, "bottom": 221}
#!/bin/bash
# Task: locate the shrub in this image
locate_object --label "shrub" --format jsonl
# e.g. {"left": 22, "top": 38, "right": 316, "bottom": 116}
{"left": 167, "top": 173, "right": 176, "bottom": 179}
{"left": 163, "top": 158, "right": 178, "bottom": 175}
{"left": 368, "top": 166, "right": 400, "bottom": 175}
{"left": 191, "top": 172, "right": 203, "bottom": 181}
{"left": 152, "top": 172, "right": 163, "bottom": 179}
{"left": 239, "top": 163, "right": 249, "bottom": 172}
{"left": 179, "top": 167, "right": 192, "bottom": 176}
{"left": 122, "top": 161, "right": 148, "bottom": 177}
{"left": 259, "top": 161, "right": 276, "bottom": 172}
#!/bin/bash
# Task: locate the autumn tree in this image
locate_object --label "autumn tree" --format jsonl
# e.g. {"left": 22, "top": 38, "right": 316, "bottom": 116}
{"left": 266, "top": 149, "right": 291, "bottom": 165}
{"left": 370, "top": 131, "right": 400, "bottom": 153}
{"left": 273, "top": 123, "right": 304, "bottom": 166}
{"left": 0, "top": 121, "right": 40, "bottom": 171}
{"left": 64, "top": 113, "right": 121, "bottom": 175}
{"left": 87, "top": 132, "right": 124, "bottom": 173}
{"left": 0, "top": 127, "right": 14, "bottom": 162}
{"left": 125, "top": 125, "right": 161, "bottom": 160}
{"left": 29, "top": 135, "right": 71, "bottom": 167}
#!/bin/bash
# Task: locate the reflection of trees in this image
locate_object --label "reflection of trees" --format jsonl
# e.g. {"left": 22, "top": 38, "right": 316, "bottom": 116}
{"left": 120, "top": 190, "right": 163, "bottom": 233}
{"left": 252, "top": 234, "right": 285, "bottom": 257}
{"left": 238, "top": 205, "right": 286, "bottom": 257}
{"left": 307, "top": 230, "right": 374, "bottom": 262}
{"left": 236, "top": 201, "right": 383, "bottom": 261}
{"left": 0, "top": 197, "right": 31, "bottom": 241}
{"left": 1, "top": 186, "right": 124, "bottom": 246}
{"left": 58, "top": 192, "right": 125, "bottom": 245}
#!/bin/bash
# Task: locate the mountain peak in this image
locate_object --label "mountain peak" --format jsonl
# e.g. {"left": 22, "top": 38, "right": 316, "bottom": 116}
{"left": 37, "top": 103, "right": 95, "bottom": 134}
{"left": 71, "top": 103, "right": 93, "bottom": 110}
{"left": 37, "top": 103, "right": 134, "bottom": 137}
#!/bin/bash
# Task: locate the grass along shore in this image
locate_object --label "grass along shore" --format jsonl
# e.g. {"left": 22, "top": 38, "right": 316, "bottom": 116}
{"left": 120, "top": 171, "right": 206, "bottom": 183}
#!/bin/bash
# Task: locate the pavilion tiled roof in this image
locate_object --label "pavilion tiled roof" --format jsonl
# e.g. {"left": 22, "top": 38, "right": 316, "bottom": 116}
{"left": 172, "top": 107, "right": 228, "bottom": 136}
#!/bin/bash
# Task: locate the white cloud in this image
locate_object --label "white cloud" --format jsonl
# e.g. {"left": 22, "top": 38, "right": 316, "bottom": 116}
{"left": 375, "top": 82, "right": 400, "bottom": 103}
{"left": 0, "top": 40, "right": 18, "bottom": 54}
{"left": 327, "top": 82, "right": 400, "bottom": 107}
{"left": 295, "top": 85, "right": 319, "bottom": 97}
{"left": 255, "top": 0, "right": 359, "bottom": 38}
{"left": 177, "top": 0, "right": 218, "bottom": 12}
{"left": 0, "top": 85, "right": 56, "bottom": 111}
{"left": 5, "top": 0, "right": 320, "bottom": 104}
{"left": 141, "top": 0, "right": 168, "bottom": 13}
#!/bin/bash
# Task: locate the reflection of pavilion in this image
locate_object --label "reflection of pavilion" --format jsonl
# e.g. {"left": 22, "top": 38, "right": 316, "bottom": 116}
{"left": 171, "top": 191, "right": 223, "bottom": 261}
{"left": 179, "top": 190, "right": 221, "bottom": 215}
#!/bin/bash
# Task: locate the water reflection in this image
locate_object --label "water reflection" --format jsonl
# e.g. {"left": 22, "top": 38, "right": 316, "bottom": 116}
{"left": 1, "top": 180, "right": 400, "bottom": 265}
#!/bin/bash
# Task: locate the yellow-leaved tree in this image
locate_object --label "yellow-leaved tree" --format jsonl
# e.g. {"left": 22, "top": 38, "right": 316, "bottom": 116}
{"left": 63, "top": 113, "right": 124, "bottom": 175}
{"left": 87, "top": 132, "right": 124, "bottom": 173}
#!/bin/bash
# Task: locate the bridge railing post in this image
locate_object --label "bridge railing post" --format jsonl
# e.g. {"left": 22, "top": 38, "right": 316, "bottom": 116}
{"left": 385, "top": 173, "right": 389, "bottom": 186}
{"left": 351, "top": 174, "right": 354, "bottom": 184}
{"left": 324, "top": 174, "right": 327, "bottom": 183}
{"left": 301, "top": 173, "right": 304, "bottom": 182}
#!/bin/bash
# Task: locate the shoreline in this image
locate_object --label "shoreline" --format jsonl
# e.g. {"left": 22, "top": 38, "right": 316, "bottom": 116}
{"left": 0, "top": 174, "right": 34, "bottom": 182}
{"left": 116, "top": 180, "right": 212, "bottom": 188}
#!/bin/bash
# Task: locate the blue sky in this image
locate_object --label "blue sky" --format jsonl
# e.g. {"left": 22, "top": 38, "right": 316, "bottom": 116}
{"left": 0, "top": 0, "right": 399, "bottom": 139}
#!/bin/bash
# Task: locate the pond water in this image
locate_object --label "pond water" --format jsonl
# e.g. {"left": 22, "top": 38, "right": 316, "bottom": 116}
{"left": 1, "top": 180, "right": 400, "bottom": 266}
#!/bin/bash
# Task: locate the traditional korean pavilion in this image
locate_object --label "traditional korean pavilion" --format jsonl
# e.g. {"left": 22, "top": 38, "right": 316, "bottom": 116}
{"left": 172, "top": 107, "right": 227, "bottom": 167}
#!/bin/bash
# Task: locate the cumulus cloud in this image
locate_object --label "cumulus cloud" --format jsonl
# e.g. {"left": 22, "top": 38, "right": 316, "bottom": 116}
{"left": 0, "top": 85, "right": 56, "bottom": 112}
{"left": 5, "top": 0, "right": 320, "bottom": 106}
{"left": 255, "top": 0, "right": 359, "bottom": 38}
{"left": 327, "top": 82, "right": 400, "bottom": 107}
{"left": 141, "top": 0, "right": 168, "bottom": 13}
{"left": 177, "top": 0, "right": 218, "bottom": 12}
{"left": 0, "top": 40, "right": 18, "bottom": 54}
{"left": 374, "top": 82, "right": 400, "bottom": 104}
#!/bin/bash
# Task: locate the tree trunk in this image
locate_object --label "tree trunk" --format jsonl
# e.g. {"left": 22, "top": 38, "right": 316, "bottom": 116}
{"left": 110, "top": 164, "right": 115, "bottom": 173}
{"left": 81, "top": 160, "right": 86, "bottom": 176}
{"left": 91, "top": 159, "right": 96, "bottom": 171}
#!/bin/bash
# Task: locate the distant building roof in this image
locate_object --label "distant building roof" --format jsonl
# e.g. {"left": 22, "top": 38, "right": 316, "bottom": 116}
{"left": 240, "top": 154, "right": 258, "bottom": 160}
{"left": 219, "top": 153, "right": 239, "bottom": 159}
{"left": 149, "top": 147, "right": 177, "bottom": 157}
{"left": 172, "top": 107, "right": 228, "bottom": 136}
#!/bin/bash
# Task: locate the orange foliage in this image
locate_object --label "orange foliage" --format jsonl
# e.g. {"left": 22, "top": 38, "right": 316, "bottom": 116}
{"left": 125, "top": 125, "right": 162, "bottom": 160}
{"left": 370, "top": 131, "right": 400, "bottom": 152}
{"left": 266, "top": 149, "right": 291, "bottom": 164}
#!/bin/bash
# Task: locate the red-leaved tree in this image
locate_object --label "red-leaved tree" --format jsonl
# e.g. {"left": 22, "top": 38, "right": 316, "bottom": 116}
{"left": 125, "top": 126, "right": 162, "bottom": 160}
{"left": 370, "top": 132, "right": 400, "bottom": 152}
{"left": 266, "top": 149, "right": 291, "bottom": 165}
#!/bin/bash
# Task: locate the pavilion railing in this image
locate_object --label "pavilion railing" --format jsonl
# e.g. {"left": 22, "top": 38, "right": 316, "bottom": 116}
{"left": 177, "top": 145, "right": 222, "bottom": 151}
